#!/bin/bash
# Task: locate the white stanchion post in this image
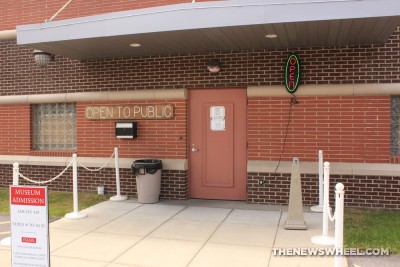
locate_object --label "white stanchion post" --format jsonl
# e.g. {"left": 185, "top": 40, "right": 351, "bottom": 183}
{"left": 334, "top": 183, "right": 345, "bottom": 267}
{"left": 311, "top": 162, "right": 335, "bottom": 246}
{"left": 311, "top": 150, "right": 324, "bottom": 212}
{"left": 13, "top": 162, "right": 20, "bottom": 186}
{"left": 0, "top": 236, "right": 11, "bottom": 247}
{"left": 0, "top": 163, "right": 20, "bottom": 247}
{"left": 110, "top": 147, "right": 127, "bottom": 201}
{"left": 65, "top": 154, "right": 87, "bottom": 220}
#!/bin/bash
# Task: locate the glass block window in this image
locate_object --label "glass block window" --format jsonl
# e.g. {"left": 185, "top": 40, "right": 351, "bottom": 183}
{"left": 32, "top": 103, "right": 77, "bottom": 151}
{"left": 391, "top": 96, "right": 400, "bottom": 156}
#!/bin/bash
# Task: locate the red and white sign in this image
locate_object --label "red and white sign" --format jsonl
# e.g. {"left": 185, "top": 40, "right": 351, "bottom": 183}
{"left": 10, "top": 186, "right": 50, "bottom": 267}
{"left": 21, "top": 237, "right": 37, "bottom": 243}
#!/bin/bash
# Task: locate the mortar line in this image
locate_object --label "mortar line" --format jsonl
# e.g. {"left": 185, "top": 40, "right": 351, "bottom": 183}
{"left": 268, "top": 210, "right": 283, "bottom": 267}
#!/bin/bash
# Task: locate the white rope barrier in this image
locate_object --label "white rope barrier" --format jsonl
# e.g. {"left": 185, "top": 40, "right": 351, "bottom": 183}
{"left": 327, "top": 204, "right": 336, "bottom": 222}
{"left": 310, "top": 161, "right": 346, "bottom": 267}
{"left": 12, "top": 149, "right": 119, "bottom": 187}
{"left": 1, "top": 159, "right": 77, "bottom": 247}
{"left": 3, "top": 147, "right": 124, "bottom": 224}
{"left": 1, "top": 147, "right": 125, "bottom": 240}
{"left": 76, "top": 147, "right": 127, "bottom": 201}
{"left": 78, "top": 151, "right": 115, "bottom": 172}
{"left": 18, "top": 159, "right": 73, "bottom": 185}
{"left": 311, "top": 162, "right": 335, "bottom": 246}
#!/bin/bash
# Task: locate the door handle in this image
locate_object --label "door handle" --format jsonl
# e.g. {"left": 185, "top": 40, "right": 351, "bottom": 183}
{"left": 191, "top": 147, "right": 199, "bottom": 152}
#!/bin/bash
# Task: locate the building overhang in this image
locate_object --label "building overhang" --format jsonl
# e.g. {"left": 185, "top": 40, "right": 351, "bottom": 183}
{"left": 16, "top": 0, "right": 400, "bottom": 60}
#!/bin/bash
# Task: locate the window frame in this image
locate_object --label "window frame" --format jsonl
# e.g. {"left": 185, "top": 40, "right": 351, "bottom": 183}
{"left": 32, "top": 103, "right": 77, "bottom": 151}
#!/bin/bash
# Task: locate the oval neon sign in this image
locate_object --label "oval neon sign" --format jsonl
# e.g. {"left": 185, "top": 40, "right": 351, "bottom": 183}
{"left": 285, "top": 54, "right": 300, "bottom": 94}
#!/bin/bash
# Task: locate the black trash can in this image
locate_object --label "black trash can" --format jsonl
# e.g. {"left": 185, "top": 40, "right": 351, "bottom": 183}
{"left": 131, "top": 159, "right": 162, "bottom": 203}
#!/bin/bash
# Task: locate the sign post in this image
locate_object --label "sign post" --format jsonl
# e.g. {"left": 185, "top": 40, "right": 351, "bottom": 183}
{"left": 10, "top": 186, "right": 50, "bottom": 267}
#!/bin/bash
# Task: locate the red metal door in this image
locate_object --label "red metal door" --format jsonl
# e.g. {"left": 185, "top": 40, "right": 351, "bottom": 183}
{"left": 189, "top": 88, "right": 247, "bottom": 200}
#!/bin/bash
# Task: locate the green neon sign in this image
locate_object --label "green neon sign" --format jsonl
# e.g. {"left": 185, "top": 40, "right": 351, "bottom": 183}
{"left": 285, "top": 54, "right": 300, "bottom": 94}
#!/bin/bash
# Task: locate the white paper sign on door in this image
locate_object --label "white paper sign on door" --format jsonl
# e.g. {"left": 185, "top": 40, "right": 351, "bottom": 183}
{"left": 210, "top": 106, "right": 226, "bottom": 131}
{"left": 210, "top": 106, "right": 225, "bottom": 118}
{"left": 10, "top": 186, "right": 50, "bottom": 267}
{"left": 211, "top": 118, "right": 225, "bottom": 131}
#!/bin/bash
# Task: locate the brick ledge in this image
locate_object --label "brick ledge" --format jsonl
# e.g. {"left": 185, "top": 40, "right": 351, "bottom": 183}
{"left": 0, "top": 155, "right": 187, "bottom": 170}
{"left": 0, "top": 88, "right": 187, "bottom": 104}
{"left": 248, "top": 83, "right": 400, "bottom": 97}
{"left": 248, "top": 160, "right": 400, "bottom": 177}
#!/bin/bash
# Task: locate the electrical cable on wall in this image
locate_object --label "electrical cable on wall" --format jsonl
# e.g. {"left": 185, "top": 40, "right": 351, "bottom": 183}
{"left": 273, "top": 95, "right": 299, "bottom": 175}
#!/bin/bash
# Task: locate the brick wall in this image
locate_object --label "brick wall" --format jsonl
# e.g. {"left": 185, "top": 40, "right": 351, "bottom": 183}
{"left": 0, "top": 104, "right": 31, "bottom": 155}
{"left": 248, "top": 172, "right": 400, "bottom": 210}
{"left": 161, "top": 170, "right": 188, "bottom": 200}
{"left": 76, "top": 100, "right": 187, "bottom": 158}
{"left": 0, "top": 100, "right": 187, "bottom": 158}
{"left": 1, "top": 33, "right": 398, "bottom": 161}
{"left": 1, "top": 2, "right": 400, "bottom": 206}
{"left": 0, "top": 164, "right": 187, "bottom": 200}
{"left": 0, "top": 27, "right": 399, "bottom": 97}
{"left": 248, "top": 96, "right": 391, "bottom": 163}
{"left": 0, "top": 0, "right": 217, "bottom": 30}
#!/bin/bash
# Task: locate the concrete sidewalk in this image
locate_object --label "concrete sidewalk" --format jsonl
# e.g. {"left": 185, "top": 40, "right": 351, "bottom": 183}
{"left": 0, "top": 199, "right": 344, "bottom": 267}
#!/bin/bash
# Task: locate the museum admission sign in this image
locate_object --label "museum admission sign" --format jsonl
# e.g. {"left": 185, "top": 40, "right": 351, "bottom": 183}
{"left": 10, "top": 186, "right": 50, "bottom": 267}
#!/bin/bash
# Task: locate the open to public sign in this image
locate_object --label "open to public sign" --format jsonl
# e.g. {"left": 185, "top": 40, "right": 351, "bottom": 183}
{"left": 285, "top": 54, "right": 301, "bottom": 94}
{"left": 10, "top": 186, "right": 50, "bottom": 267}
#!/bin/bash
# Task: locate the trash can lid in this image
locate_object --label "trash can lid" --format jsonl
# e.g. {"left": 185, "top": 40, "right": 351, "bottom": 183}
{"left": 132, "top": 159, "right": 162, "bottom": 169}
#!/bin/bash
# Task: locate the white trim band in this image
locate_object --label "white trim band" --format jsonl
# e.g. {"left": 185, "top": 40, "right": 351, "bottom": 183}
{"left": 0, "top": 30, "right": 17, "bottom": 41}
{"left": 248, "top": 83, "right": 400, "bottom": 97}
{"left": 0, "top": 88, "right": 187, "bottom": 104}
{"left": 248, "top": 160, "right": 400, "bottom": 177}
{"left": 0, "top": 155, "right": 188, "bottom": 171}
{"left": 1, "top": 84, "right": 398, "bottom": 104}
{"left": 1, "top": 155, "right": 398, "bottom": 176}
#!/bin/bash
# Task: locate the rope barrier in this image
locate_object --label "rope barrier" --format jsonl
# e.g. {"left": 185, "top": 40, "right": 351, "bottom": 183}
{"left": 11, "top": 148, "right": 123, "bottom": 220}
{"left": 18, "top": 159, "right": 74, "bottom": 185}
{"left": 311, "top": 161, "right": 335, "bottom": 246}
{"left": 6, "top": 148, "right": 119, "bottom": 226}
{"left": 327, "top": 204, "right": 336, "bottom": 222}
{"left": 78, "top": 151, "right": 115, "bottom": 172}
{"left": 17, "top": 149, "right": 116, "bottom": 184}
{"left": 311, "top": 162, "right": 346, "bottom": 267}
